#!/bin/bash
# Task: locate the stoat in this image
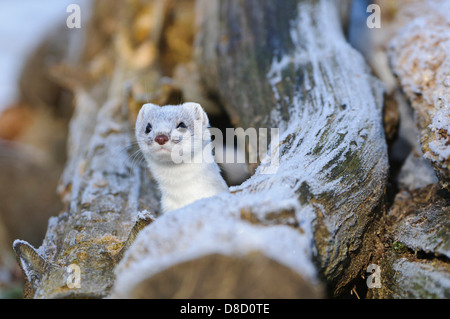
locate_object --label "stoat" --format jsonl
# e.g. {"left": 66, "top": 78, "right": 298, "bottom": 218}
{"left": 135, "top": 102, "right": 229, "bottom": 213}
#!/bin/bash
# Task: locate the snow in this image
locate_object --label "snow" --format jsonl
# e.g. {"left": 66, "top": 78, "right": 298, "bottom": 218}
{"left": 0, "top": 0, "right": 91, "bottom": 113}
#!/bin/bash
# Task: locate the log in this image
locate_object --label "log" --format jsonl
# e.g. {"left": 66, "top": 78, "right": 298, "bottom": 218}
{"left": 362, "top": 0, "right": 450, "bottom": 299}
{"left": 12, "top": 0, "right": 165, "bottom": 298}
{"left": 111, "top": 0, "right": 388, "bottom": 298}
{"left": 12, "top": 0, "right": 389, "bottom": 298}
{"left": 370, "top": 185, "right": 450, "bottom": 299}
{"left": 388, "top": 0, "right": 450, "bottom": 190}
{"left": 12, "top": 88, "right": 157, "bottom": 298}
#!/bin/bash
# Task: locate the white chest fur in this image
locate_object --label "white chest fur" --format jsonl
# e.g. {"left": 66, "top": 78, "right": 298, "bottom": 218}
{"left": 148, "top": 159, "right": 228, "bottom": 213}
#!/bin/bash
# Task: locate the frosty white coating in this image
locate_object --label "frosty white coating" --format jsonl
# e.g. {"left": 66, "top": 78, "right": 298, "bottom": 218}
{"left": 111, "top": 0, "right": 388, "bottom": 298}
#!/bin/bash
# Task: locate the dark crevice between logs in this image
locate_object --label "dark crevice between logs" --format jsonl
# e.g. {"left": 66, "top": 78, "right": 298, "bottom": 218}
{"left": 400, "top": 244, "right": 450, "bottom": 264}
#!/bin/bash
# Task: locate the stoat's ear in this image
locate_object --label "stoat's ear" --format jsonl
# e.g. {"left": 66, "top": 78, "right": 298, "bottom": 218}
{"left": 139, "top": 103, "right": 159, "bottom": 120}
{"left": 184, "top": 102, "right": 209, "bottom": 127}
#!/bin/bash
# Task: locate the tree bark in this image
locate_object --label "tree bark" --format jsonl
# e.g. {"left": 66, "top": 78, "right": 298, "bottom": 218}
{"left": 366, "top": 0, "right": 450, "bottom": 298}
{"left": 12, "top": 0, "right": 163, "bottom": 298}
{"left": 112, "top": 0, "right": 388, "bottom": 298}
{"left": 14, "top": 0, "right": 389, "bottom": 298}
{"left": 388, "top": 0, "right": 450, "bottom": 191}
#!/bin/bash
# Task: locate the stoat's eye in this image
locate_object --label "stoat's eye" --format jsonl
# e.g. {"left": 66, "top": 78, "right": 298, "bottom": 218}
{"left": 177, "top": 122, "right": 187, "bottom": 129}
{"left": 145, "top": 123, "right": 152, "bottom": 134}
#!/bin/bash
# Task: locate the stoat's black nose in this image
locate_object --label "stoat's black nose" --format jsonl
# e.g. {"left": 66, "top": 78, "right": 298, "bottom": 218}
{"left": 155, "top": 135, "right": 169, "bottom": 145}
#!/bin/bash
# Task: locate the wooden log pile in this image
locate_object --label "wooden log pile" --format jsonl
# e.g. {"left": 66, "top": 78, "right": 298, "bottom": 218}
{"left": 111, "top": 0, "right": 389, "bottom": 298}
{"left": 10, "top": 0, "right": 448, "bottom": 299}
{"left": 366, "top": 0, "right": 450, "bottom": 298}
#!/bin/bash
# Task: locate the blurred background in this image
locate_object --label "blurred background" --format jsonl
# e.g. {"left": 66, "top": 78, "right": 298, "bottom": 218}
{"left": 0, "top": 0, "right": 247, "bottom": 297}
{"left": 0, "top": 0, "right": 91, "bottom": 297}
{"left": 0, "top": 0, "right": 442, "bottom": 298}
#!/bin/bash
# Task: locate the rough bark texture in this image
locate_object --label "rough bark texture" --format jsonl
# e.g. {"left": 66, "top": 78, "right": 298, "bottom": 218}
{"left": 13, "top": 86, "right": 158, "bottom": 298}
{"left": 12, "top": 0, "right": 163, "bottom": 298}
{"left": 13, "top": 0, "right": 391, "bottom": 299}
{"left": 388, "top": 0, "right": 450, "bottom": 190}
{"left": 370, "top": 185, "right": 450, "bottom": 299}
{"left": 111, "top": 0, "right": 388, "bottom": 298}
{"left": 9, "top": 0, "right": 449, "bottom": 300}
{"left": 198, "top": 0, "right": 388, "bottom": 294}
{"left": 365, "top": 0, "right": 450, "bottom": 299}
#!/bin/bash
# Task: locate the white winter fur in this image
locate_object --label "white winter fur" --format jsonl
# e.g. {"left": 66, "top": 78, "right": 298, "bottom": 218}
{"left": 135, "top": 102, "right": 229, "bottom": 213}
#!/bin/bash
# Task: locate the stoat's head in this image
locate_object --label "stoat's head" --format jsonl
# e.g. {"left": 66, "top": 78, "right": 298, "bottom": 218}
{"left": 135, "top": 102, "right": 211, "bottom": 164}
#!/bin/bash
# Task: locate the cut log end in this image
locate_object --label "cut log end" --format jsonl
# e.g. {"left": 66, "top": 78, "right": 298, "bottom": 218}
{"left": 114, "top": 253, "right": 323, "bottom": 299}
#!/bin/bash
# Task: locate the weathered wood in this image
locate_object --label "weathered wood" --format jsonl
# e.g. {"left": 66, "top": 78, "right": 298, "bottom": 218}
{"left": 370, "top": 185, "right": 450, "bottom": 299}
{"left": 11, "top": 0, "right": 391, "bottom": 298}
{"left": 12, "top": 0, "right": 164, "bottom": 298}
{"left": 375, "top": 253, "right": 450, "bottom": 299}
{"left": 112, "top": 192, "right": 325, "bottom": 298}
{"left": 388, "top": 0, "right": 450, "bottom": 190}
{"left": 197, "top": 0, "right": 388, "bottom": 295}
{"left": 111, "top": 0, "right": 388, "bottom": 297}
{"left": 121, "top": 253, "right": 322, "bottom": 298}
{"left": 13, "top": 88, "right": 158, "bottom": 298}
{"left": 360, "top": 0, "right": 450, "bottom": 299}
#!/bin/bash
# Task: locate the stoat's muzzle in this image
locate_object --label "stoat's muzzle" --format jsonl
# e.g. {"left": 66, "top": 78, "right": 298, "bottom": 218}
{"left": 155, "top": 134, "right": 169, "bottom": 145}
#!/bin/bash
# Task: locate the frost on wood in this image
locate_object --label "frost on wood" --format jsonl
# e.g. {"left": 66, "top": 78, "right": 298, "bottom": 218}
{"left": 361, "top": 0, "right": 450, "bottom": 299}
{"left": 379, "top": 257, "right": 450, "bottom": 299}
{"left": 372, "top": 185, "right": 450, "bottom": 299}
{"left": 13, "top": 0, "right": 388, "bottom": 298}
{"left": 11, "top": 0, "right": 167, "bottom": 298}
{"left": 388, "top": 0, "right": 450, "bottom": 190}
{"left": 112, "top": 191, "right": 323, "bottom": 298}
{"left": 13, "top": 89, "right": 158, "bottom": 298}
{"left": 112, "top": 0, "right": 388, "bottom": 297}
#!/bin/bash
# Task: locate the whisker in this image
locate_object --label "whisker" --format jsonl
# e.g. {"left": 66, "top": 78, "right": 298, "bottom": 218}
{"left": 109, "top": 140, "right": 137, "bottom": 155}
{"left": 128, "top": 148, "right": 146, "bottom": 176}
